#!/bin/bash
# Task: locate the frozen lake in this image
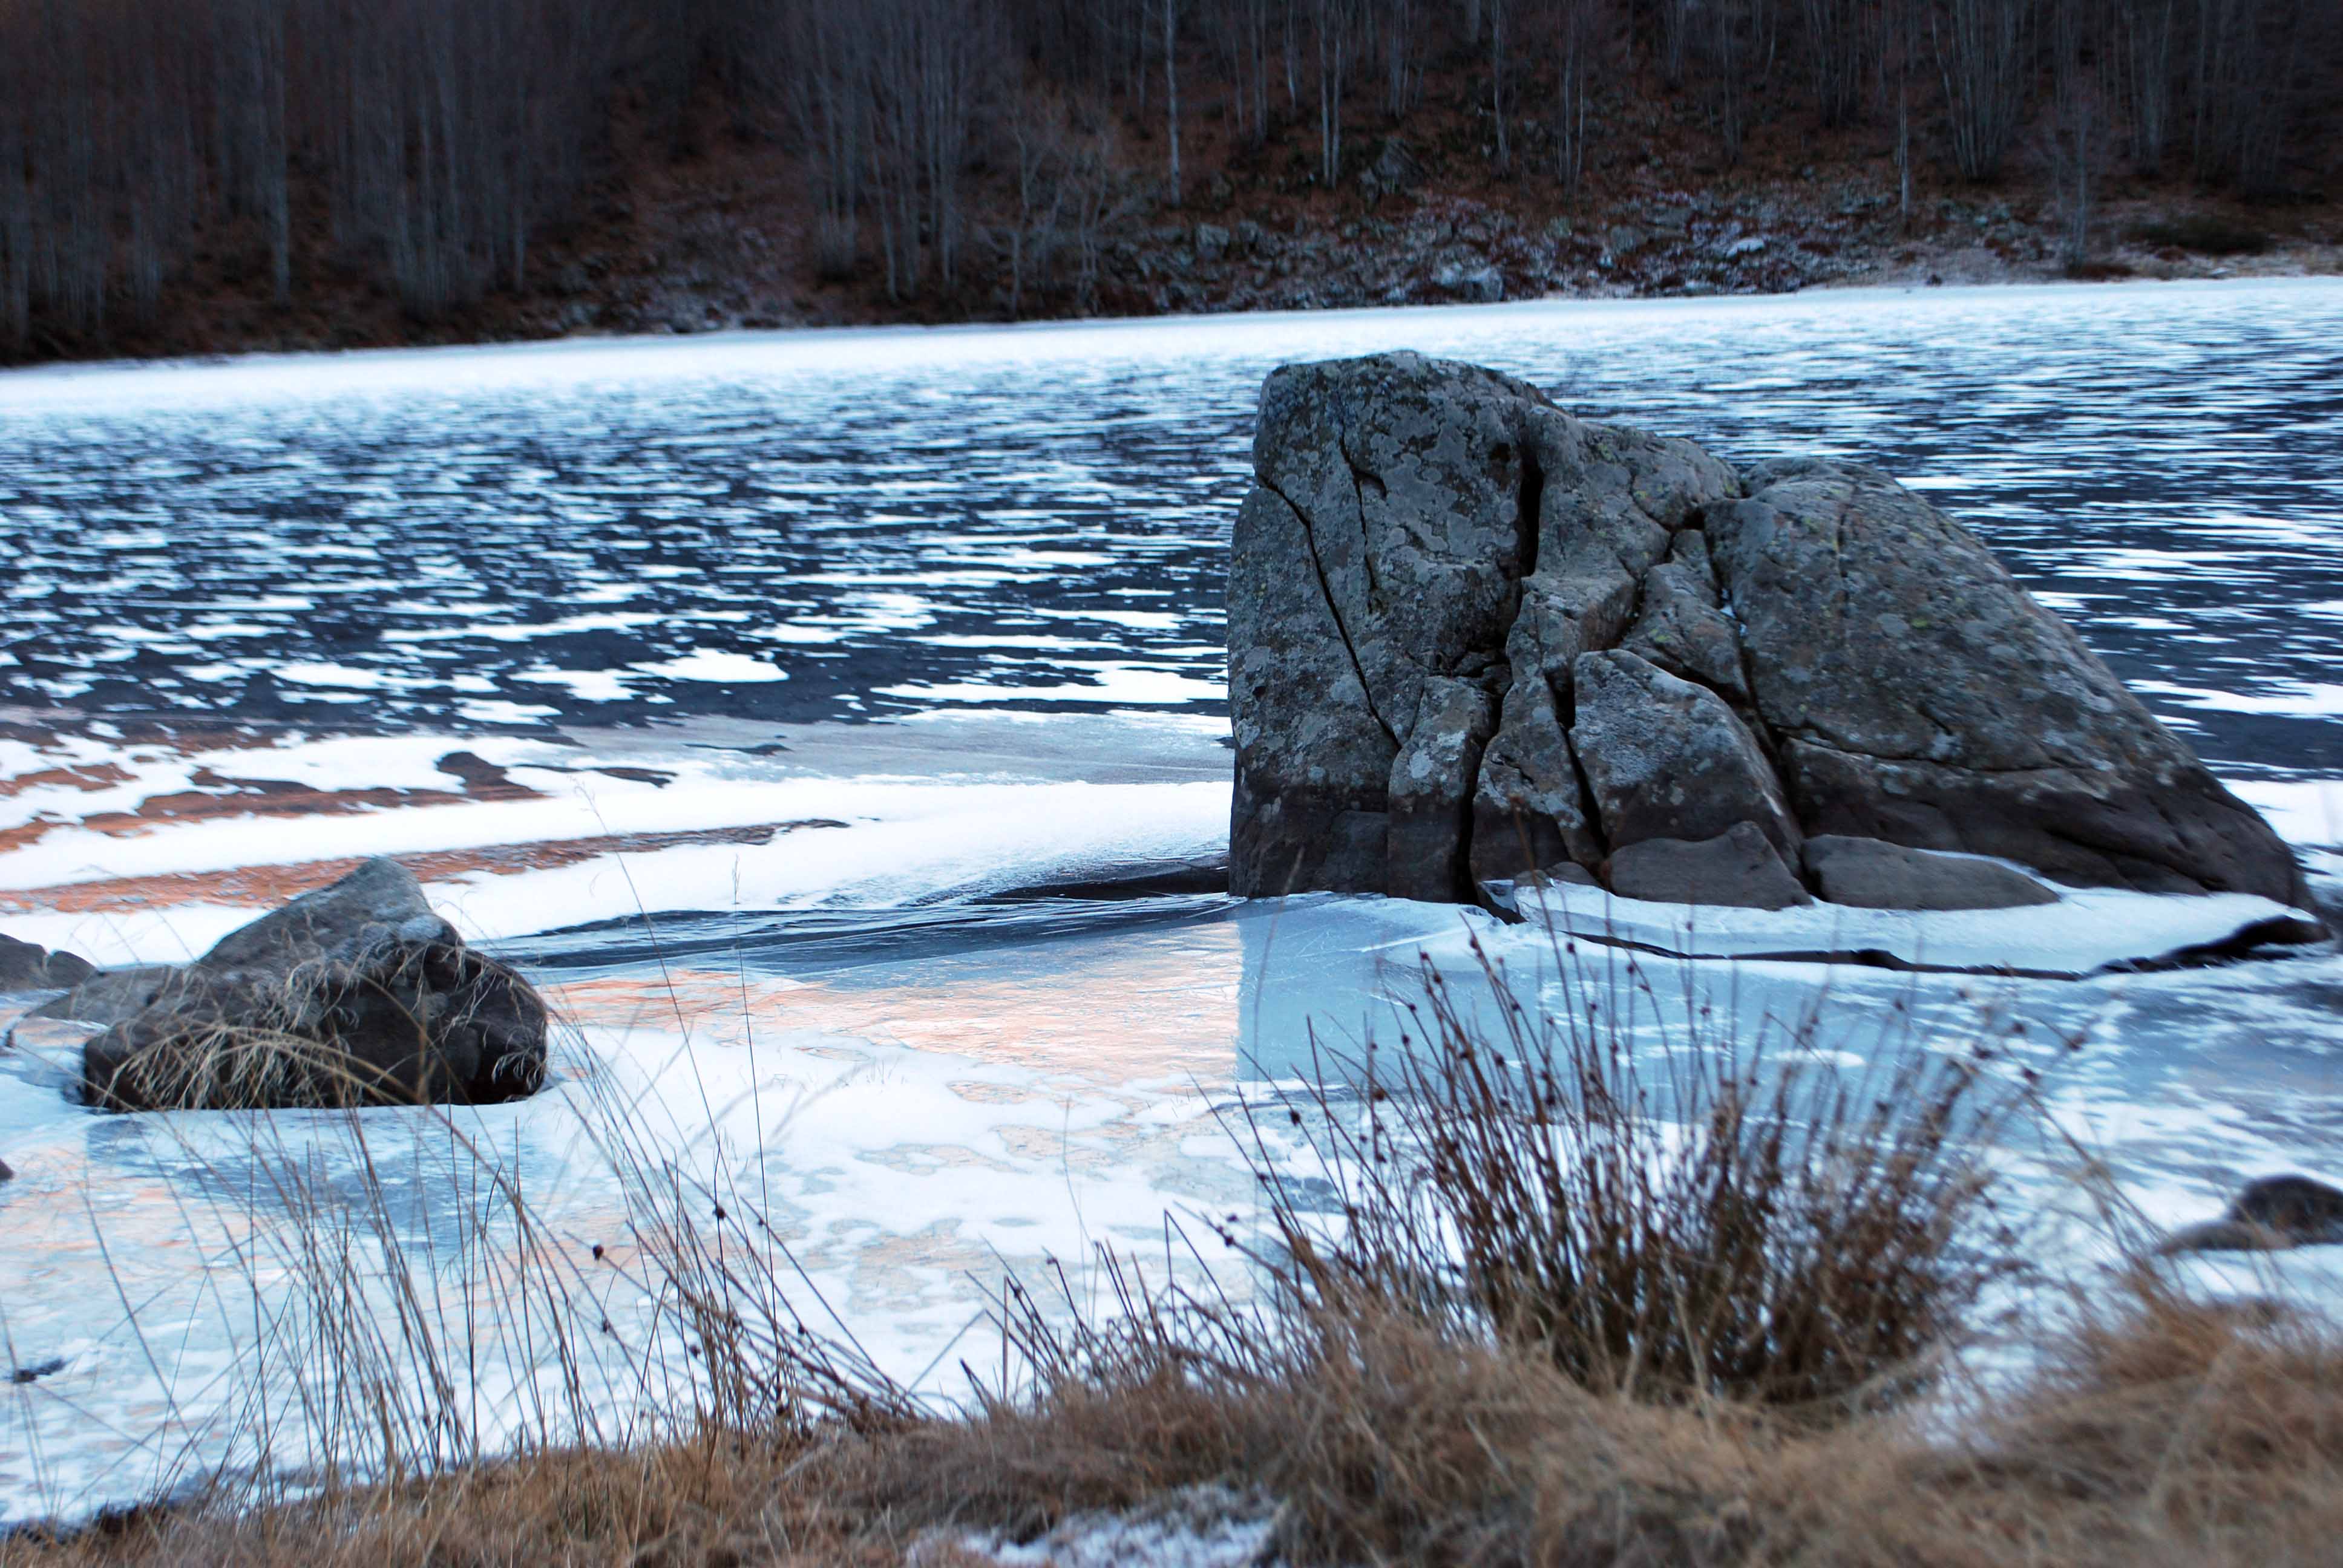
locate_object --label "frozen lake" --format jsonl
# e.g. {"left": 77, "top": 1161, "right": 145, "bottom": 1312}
{"left": 2, "top": 281, "right": 2341, "bottom": 1523}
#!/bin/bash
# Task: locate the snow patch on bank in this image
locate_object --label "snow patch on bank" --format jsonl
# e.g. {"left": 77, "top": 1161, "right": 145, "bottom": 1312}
{"left": 932, "top": 1486, "right": 1277, "bottom": 1567}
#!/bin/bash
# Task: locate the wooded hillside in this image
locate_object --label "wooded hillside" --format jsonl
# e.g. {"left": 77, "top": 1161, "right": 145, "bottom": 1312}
{"left": 1, "top": 0, "right": 2336, "bottom": 359}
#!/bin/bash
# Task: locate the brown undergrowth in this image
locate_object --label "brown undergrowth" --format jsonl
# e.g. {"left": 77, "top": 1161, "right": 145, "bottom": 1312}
{"left": 9, "top": 946, "right": 2342, "bottom": 1567}
{"left": 15, "top": 1286, "right": 2343, "bottom": 1567}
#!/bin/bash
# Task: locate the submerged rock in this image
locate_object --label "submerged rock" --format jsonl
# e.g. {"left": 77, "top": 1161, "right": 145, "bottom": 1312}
{"left": 1226, "top": 352, "right": 2318, "bottom": 927}
{"left": 71, "top": 858, "right": 549, "bottom": 1112}
{"left": 2160, "top": 1174, "right": 2343, "bottom": 1254}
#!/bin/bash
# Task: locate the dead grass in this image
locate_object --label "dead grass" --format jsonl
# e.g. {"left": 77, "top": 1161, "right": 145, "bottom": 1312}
{"left": 11, "top": 952, "right": 2343, "bottom": 1567}
{"left": 20, "top": 1284, "right": 2343, "bottom": 1567}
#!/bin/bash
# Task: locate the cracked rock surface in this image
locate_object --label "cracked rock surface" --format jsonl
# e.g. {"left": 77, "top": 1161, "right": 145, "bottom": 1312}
{"left": 1227, "top": 352, "right": 2313, "bottom": 913}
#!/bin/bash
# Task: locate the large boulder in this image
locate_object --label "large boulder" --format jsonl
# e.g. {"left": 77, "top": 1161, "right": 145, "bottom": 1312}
{"left": 1227, "top": 353, "right": 2315, "bottom": 918}
{"left": 68, "top": 858, "right": 548, "bottom": 1111}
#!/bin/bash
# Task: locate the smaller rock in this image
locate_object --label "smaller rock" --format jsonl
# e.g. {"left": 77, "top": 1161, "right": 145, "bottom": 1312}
{"left": 1606, "top": 823, "right": 1812, "bottom": 910}
{"left": 1194, "top": 223, "right": 1231, "bottom": 262}
{"left": 43, "top": 949, "right": 96, "bottom": 987}
{"left": 1479, "top": 863, "right": 1598, "bottom": 916}
{"left": 1432, "top": 260, "right": 1504, "bottom": 302}
{"left": 0, "top": 935, "right": 46, "bottom": 990}
{"left": 1804, "top": 837, "right": 2060, "bottom": 911}
{"left": 2160, "top": 1174, "right": 2343, "bottom": 1253}
{"left": 0, "top": 1155, "right": 13, "bottom": 1181}
{"left": 75, "top": 858, "right": 549, "bottom": 1111}
{"left": 1, "top": 935, "right": 96, "bottom": 991}
{"left": 197, "top": 855, "right": 445, "bottom": 976}
{"left": 1360, "top": 137, "right": 1421, "bottom": 200}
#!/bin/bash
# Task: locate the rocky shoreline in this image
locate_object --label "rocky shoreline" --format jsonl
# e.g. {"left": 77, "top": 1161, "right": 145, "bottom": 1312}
{"left": 7, "top": 167, "right": 2337, "bottom": 367}
{"left": 1091, "top": 188, "right": 2342, "bottom": 322}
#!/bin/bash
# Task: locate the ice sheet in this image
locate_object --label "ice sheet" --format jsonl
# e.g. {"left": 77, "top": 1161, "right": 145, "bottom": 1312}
{"left": 5, "top": 887, "right": 2343, "bottom": 1526}
{"left": 1490, "top": 878, "right": 2318, "bottom": 976}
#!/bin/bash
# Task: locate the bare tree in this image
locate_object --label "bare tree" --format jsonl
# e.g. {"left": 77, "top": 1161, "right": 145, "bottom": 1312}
{"left": 1549, "top": 0, "right": 1604, "bottom": 201}
{"left": 1376, "top": 0, "right": 1419, "bottom": 115}
{"left": 1882, "top": 0, "right": 1924, "bottom": 225}
{"left": 1489, "top": 0, "right": 1512, "bottom": 171}
{"left": 2048, "top": 0, "right": 2103, "bottom": 264}
{"left": 788, "top": 0, "right": 874, "bottom": 280}
{"left": 1312, "top": 0, "right": 1358, "bottom": 185}
{"left": 1803, "top": 0, "right": 1872, "bottom": 125}
{"left": 2116, "top": 0, "right": 2178, "bottom": 171}
{"left": 1934, "top": 0, "right": 2033, "bottom": 179}
{"left": 1164, "top": 0, "right": 1183, "bottom": 203}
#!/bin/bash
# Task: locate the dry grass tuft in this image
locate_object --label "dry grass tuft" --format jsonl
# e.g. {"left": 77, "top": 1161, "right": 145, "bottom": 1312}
{"left": 1239, "top": 938, "right": 2030, "bottom": 1415}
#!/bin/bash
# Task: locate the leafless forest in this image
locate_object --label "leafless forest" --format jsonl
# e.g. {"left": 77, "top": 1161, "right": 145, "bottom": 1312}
{"left": 0, "top": 0, "right": 2336, "bottom": 353}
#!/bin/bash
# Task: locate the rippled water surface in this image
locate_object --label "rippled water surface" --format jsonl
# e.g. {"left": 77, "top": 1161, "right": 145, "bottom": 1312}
{"left": 5, "top": 281, "right": 2341, "bottom": 770}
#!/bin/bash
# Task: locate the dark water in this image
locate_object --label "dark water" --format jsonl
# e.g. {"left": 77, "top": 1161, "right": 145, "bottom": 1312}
{"left": 3, "top": 281, "right": 2341, "bottom": 773}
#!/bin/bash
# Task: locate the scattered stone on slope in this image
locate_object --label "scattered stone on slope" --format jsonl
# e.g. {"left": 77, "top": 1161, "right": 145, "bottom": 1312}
{"left": 1228, "top": 352, "right": 2318, "bottom": 927}
{"left": 71, "top": 858, "right": 549, "bottom": 1112}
